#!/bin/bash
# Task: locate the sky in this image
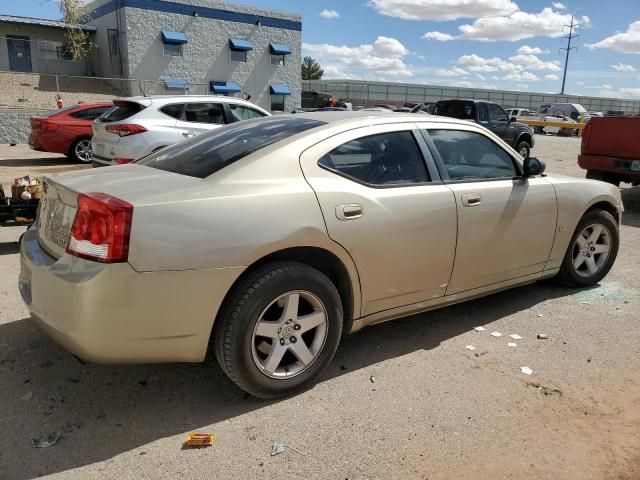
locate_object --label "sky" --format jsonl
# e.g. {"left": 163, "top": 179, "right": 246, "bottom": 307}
{"left": 4, "top": 0, "right": 640, "bottom": 98}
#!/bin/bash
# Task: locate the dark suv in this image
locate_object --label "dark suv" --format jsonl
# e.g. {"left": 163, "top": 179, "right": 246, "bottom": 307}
{"left": 433, "top": 99, "right": 534, "bottom": 158}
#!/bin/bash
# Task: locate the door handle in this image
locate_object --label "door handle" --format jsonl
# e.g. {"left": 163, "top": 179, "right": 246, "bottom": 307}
{"left": 182, "top": 131, "right": 196, "bottom": 138}
{"left": 335, "top": 204, "right": 363, "bottom": 220}
{"left": 461, "top": 193, "right": 482, "bottom": 207}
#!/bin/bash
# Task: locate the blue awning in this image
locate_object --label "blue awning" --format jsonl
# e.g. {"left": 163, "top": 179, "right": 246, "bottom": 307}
{"left": 210, "top": 81, "right": 241, "bottom": 95}
{"left": 270, "top": 84, "right": 291, "bottom": 96}
{"left": 163, "top": 78, "right": 188, "bottom": 90}
{"left": 161, "top": 31, "right": 188, "bottom": 45}
{"left": 229, "top": 38, "right": 253, "bottom": 51}
{"left": 269, "top": 43, "right": 291, "bottom": 55}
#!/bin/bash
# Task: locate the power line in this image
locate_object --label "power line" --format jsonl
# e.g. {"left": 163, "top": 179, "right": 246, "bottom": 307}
{"left": 560, "top": 15, "right": 579, "bottom": 95}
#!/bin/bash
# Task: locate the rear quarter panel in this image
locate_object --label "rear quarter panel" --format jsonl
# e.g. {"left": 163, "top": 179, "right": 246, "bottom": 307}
{"left": 544, "top": 175, "right": 622, "bottom": 269}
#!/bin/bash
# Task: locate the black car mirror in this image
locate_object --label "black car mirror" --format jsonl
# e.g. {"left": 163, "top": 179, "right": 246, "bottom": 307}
{"left": 523, "top": 157, "right": 546, "bottom": 176}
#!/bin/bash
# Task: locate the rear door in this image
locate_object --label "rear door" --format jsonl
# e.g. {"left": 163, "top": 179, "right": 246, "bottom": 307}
{"left": 300, "top": 123, "right": 458, "bottom": 316}
{"left": 422, "top": 126, "right": 556, "bottom": 294}
{"left": 174, "top": 102, "right": 226, "bottom": 138}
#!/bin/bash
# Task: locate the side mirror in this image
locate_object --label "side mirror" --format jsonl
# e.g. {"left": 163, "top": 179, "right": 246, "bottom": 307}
{"left": 509, "top": 116, "right": 517, "bottom": 123}
{"left": 523, "top": 157, "right": 546, "bottom": 176}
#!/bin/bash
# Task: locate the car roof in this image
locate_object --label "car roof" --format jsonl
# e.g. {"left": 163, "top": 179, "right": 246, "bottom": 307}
{"left": 278, "top": 111, "right": 477, "bottom": 127}
{"left": 118, "top": 95, "right": 256, "bottom": 105}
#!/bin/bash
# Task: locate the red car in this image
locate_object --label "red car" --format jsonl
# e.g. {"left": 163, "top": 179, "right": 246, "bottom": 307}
{"left": 29, "top": 102, "right": 112, "bottom": 163}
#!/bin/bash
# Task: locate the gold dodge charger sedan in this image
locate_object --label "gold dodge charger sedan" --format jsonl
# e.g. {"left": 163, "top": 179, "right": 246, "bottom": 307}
{"left": 19, "top": 112, "right": 622, "bottom": 398}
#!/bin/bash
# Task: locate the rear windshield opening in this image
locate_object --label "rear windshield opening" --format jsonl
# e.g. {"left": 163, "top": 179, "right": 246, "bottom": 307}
{"left": 434, "top": 101, "right": 475, "bottom": 120}
{"left": 99, "top": 101, "right": 146, "bottom": 122}
{"left": 136, "top": 117, "right": 326, "bottom": 179}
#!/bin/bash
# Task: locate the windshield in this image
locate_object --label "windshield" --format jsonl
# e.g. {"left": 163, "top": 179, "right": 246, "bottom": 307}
{"left": 434, "top": 101, "right": 475, "bottom": 119}
{"left": 137, "top": 117, "right": 326, "bottom": 178}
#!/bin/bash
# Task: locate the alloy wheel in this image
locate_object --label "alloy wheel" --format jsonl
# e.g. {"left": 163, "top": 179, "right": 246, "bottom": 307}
{"left": 75, "top": 139, "right": 93, "bottom": 162}
{"left": 251, "top": 290, "right": 328, "bottom": 379}
{"left": 571, "top": 223, "right": 611, "bottom": 277}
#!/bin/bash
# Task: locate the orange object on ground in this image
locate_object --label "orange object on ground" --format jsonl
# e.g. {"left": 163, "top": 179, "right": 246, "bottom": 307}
{"left": 185, "top": 433, "right": 215, "bottom": 447}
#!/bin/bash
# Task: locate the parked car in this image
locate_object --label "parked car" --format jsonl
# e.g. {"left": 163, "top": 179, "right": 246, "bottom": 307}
{"left": 410, "top": 102, "right": 435, "bottom": 114}
{"left": 28, "top": 102, "right": 112, "bottom": 163}
{"left": 433, "top": 99, "right": 534, "bottom": 158}
{"left": 20, "top": 112, "right": 621, "bottom": 399}
{"left": 547, "top": 103, "right": 590, "bottom": 123}
{"left": 579, "top": 115, "right": 640, "bottom": 186}
{"left": 505, "top": 108, "right": 532, "bottom": 120}
{"left": 91, "top": 95, "right": 270, "bottom": 167}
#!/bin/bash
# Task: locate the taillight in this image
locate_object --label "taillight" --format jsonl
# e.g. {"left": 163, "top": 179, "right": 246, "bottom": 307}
{"left": 66, "top": 193, "right": 133, "bottom": 263}
{"left": 40, "top": 120, "right": 59, "bottom": 132}
{"left": 115, "top": 157, "right": 135, "bottom": 164}
{"left": 581, "top": 121, "right": 591, "bottom": 151}
{"left": 105, "top": 124, "right": 147, "bottom": 137}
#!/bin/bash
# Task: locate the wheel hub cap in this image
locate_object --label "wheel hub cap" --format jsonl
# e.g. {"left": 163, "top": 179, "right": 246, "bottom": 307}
{"left": 571, "top": 223, "right": 611, "bottom": 278}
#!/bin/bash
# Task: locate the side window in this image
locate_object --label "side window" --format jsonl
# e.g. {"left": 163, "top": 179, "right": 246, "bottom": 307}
{"left": 429, "top": 129, "right": 517, "bottom": 181}
{"left": 231, "top": 50, "right": 247, "bottom": 62}
{"left": 160, "top": 103, "right": 185, "bottom": 120}
{"left": 477, "top": 103, "right": 489, "bottom": 123}
{"left": 163, "top": 43, "right": 182, "bottom": 57}
{"left": 488, "top": 103, "right": 508, "bottom": 123}
{"left": 318, "top": 131, "right": 429, "bottom": 186}
{"left": 183, "top": 103, "right": 224, "bottom": 124}
{"left": 228, "top": 104, "right": 267, "bottom": 122}
{"left": 70, "top": 107, "right": 110, "bottom": 120}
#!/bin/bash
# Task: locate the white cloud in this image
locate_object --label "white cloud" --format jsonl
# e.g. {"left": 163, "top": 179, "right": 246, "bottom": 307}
{"left": 435, "top": 67, "right": 470, "bottom": 77}
{"left": 515, "top": 83, "right": 530, "bottom": 90}
{"left": 508, "top": 54, "right": 561, "bottom": 71}
{"left": 516, "top": 45, "right": 550, "bottom": 55}
{"left": 367, "top": 0, "right": 518, "bottom": 21}
{"left": 319, "top": 9, "right": 340, "bottom": 19}
{"left": 322, "top": 65, "right": 353, "bottom": 79}
{"left": 456, "top": 53, "right": 549, "bottom": 82}
{"left": 453, "top": 80, "right": 473, "bottom": 88}
{"left": 611, "top": 63, "right": 637, "bottom": 72}
{"left": 502, "top": 71, "right": 540, "bottom": 81}
{"left": 576, "top": 81, "right": 585, "bottom": 86}
{"left": 587, "top": 21, "right": 640, "bottom": 54}
{"left": 552, "top": 2, "right": 566, "bottom": 9}
{"left": 458, "top": 8, "right": 591, "bottom": 42}
{"left": 422, "top": 31, "right": 455, "bottom": 42}
{"left": 598, "top": 87, "right": 640, "bottom": 99}
{"left": 302, "top": 36, "right": 412, "bottom": 77}
{"left": 544, "top": 74, "right": 559, "bottom": 80}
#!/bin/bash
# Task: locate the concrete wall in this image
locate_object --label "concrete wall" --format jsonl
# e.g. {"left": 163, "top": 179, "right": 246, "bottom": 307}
{"left": 0, "top": 25, "right": 95, "bottom": 76}
{"left": 0, "top": 108, "right": 48, "bottom": 144}
{"left": 85, "top": 0, "right": 302, "bottom": 111}
{"left": 86, "top": 0, "right": 127, "bottom": 78}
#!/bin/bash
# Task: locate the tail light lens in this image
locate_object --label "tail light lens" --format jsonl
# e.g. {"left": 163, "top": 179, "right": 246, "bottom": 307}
{"left": 67, "top": 193, "right": 133, "bottom": 263}
{"left": 105, "top": 124, "right": 147, "bottom": 137}
{"left": 581, "top": 121, "right": 591, "bottom": 150}
{"left": 115, "top": 157, "right": 135, "bottom": 164}
{"left": 33, "top": 120, "right": 58, "bottom": 132}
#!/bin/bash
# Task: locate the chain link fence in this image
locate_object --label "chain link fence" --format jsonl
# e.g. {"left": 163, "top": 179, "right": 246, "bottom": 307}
{"left": 303, "top": 80, "right": 640, "bottom": 114}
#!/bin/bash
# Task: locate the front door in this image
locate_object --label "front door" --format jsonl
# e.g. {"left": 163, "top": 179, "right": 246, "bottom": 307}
{"left": 487, "top": 103, "right": 515, "bottom": 144}
{"left": 7, "top": 35, "right": 32, "bottom": 72}
{"left": 424, "top": 126, "right": 557, "bottom": 295}
{"left": 300, "top": 123, "right": 458, "bottom": 316}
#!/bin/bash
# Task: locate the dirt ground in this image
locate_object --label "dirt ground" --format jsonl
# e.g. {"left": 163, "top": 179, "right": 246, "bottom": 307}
{"left": 0, "top": 135, "right": 639, "bottom": 480}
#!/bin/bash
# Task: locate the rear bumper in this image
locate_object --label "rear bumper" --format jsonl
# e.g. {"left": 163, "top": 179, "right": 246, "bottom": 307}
{"left": 578, "top": 154, "right": 640, "bottom": 177}
{"left": 92, "top": 155, "right": 114, "bottom": 167}
{"left": 19, "top": 228, "right": 244, "bottom": 364}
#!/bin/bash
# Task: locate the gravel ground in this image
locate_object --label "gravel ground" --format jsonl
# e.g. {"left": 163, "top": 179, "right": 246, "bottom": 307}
{"left": 0, "top": 135, "right": 639, "bottom": 480}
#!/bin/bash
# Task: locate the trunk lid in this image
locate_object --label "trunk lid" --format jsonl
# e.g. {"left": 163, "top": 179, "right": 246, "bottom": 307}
{"left": 92, "top": 100, "right": 150, "bottom": 159}
{"left": 36, "top": 164, "right": 205, "bottom": 259}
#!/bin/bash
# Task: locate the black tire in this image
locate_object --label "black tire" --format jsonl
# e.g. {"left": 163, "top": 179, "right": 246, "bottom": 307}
{"left": 586, "top": 170, "right": 621, "bottom": 187}
{"left": 515, "top": 141, "right": 531, "bottom": 159}
{"left": 69, "top": 138, "right": 93, "bottom": 163}
{"left": 214, "top": 261, "right": 343, "bottom": 399}
{"left": 556, "top": 209, "right": 619, "bottom": 288}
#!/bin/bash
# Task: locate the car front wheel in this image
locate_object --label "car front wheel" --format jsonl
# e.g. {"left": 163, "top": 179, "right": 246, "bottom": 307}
{"left": 516, "top": 141, "right": 531, "bottom": 159}
{"left": 556, "top": 209, "right": 619, "bottom": 287}
{"left": 214, "top": 261, "right": 343, "bottom": 399}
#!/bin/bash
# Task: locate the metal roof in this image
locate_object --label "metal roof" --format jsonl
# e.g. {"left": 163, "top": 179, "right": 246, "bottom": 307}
{"left": 0, "top": 14, "right": 96, "bottom": 32}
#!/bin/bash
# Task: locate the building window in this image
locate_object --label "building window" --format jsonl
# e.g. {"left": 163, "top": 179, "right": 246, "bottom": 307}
{"left": 271, "top": 54, "right": 285, "bottom": 66}
{"left": 38, "top": 40, "right": 73, "bottom": 61}
{"left": 271, "top": 95, "right": 285, "bottom": 112}
{"left": 163, "top": 43, "right": 183, "bottom": 57}
{"left": 231, "top": 49, "right": 247, "bottom": 62}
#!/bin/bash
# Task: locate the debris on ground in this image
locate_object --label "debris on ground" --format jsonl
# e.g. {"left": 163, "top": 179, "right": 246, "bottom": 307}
{"left": 527, "top": 382, "right": 563, "bottom": 396}
{"left": 184, "top": 432, "right": 215, "bottom": 448}
{"left": 369, "top": 375, "right": 376, "bottom": 383}
{"left": 20, "top": 391, "right": 33, "bottom": 401}
{"left": 537, "top": 313, "right": 544, "bottom": 317}
{"left": 490, "top": 331, "right": 503, "bottom": 337}
{"left": 509, "top": 334, "right": 522, "bottom": 340}
{"left": 271, "top": 442, "right": 286, "bottom": 456}
{"left": 520, "top": 367, "right": 533, "bottom": 375}
{"left": 465, "top": 345, "right": 476, "bottom": 351}
{"left": 507, "top": 343, "right": 517, "bottom": 347}
{"left": 31, "top": 432, "right": 60, "bottom": 448}
{"left": 473, "top": 326, "right": 486, "bottom": 332}
{"left": 537, "top": 333, "right": 549, "bottom": 340}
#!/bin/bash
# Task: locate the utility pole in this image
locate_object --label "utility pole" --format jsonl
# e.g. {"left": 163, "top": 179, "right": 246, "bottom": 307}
{"left": 560, "top": 16, "right": 579, "bottom": 95}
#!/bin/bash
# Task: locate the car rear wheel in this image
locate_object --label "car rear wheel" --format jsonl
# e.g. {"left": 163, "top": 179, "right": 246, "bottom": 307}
{"left": 556, "top": 209, "right": 619, "bottom": 287}
{"left": 214, "top": 261, "right": 343, "bottom": 399}
{"left": 70, "top": 138, "right": 92, "bottom": 163}
{"left": 516, "top": 141, "right": 531, "bottom": 159}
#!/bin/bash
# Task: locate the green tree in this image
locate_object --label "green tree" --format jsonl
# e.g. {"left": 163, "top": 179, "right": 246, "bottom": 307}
{"left": 59, "top": 0, "right": 91, "bottom": 61}
{"left": 301, "top": 56, "right": 324, "bottom": 80}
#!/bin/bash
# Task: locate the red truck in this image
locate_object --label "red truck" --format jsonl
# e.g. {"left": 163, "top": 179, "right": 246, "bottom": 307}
{"left": 579, "top": 116, "right": 640, "bottom": 186}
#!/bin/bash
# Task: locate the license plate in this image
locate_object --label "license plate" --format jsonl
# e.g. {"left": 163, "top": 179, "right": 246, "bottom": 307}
{"left": 94, "top": 143, "right": 105, "bottom": 155}
{"left": 631, "top": 160, "right": 640, "bottom": 172}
